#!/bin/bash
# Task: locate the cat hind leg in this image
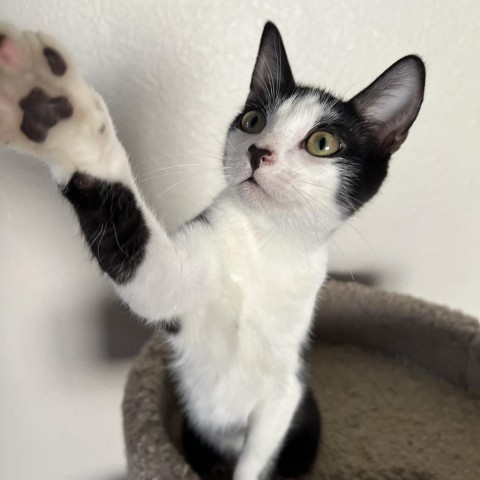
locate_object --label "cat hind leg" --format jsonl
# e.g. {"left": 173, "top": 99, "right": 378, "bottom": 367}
{"left": 274, "top": 387, "right": 321, "bottom": 478}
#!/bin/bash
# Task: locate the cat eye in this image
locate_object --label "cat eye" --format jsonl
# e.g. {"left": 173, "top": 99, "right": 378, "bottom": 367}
{"left": 305, "top": 131, "right": 340, "bottom": 157}
{"left": 240, "top": 110, "right": 266, "bottom": 134}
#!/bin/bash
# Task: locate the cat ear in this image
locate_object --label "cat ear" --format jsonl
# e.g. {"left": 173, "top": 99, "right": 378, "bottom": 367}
{"left": 248, "top": 22, "right": 295, "bottom": 101}
{"left": 351, "top": 55, "right": 426, "bottom": 154}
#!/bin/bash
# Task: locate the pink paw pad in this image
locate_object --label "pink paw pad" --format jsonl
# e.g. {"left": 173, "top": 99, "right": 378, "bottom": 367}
{"left": 0, "top": 34, "right": 22, "bottom": 67}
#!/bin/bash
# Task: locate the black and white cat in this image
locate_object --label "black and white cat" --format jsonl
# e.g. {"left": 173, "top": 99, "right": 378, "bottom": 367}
{"left": 0, "top": 21, "right": 425, "bottom": 479}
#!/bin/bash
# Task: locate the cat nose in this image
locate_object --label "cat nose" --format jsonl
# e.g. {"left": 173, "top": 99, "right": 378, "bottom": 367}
{"left": 248, "top": 144, "right": 274, "bottom": 172}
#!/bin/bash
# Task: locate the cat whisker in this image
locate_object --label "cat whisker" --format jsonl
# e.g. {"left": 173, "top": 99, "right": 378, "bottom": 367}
{"left": 140, "top": 166, "right": 232, "bottom": 183}
{"left": 203, "top": 125, "right": 239, "bottom": 155}
{"left": 273, "top": 34, "right": 281, "bottom": 101}
{"left": 252, "top": 63, "right": 272, "bottom": 104}
{"left": 293, "top": 177, "right": 367, "bottom": 210}
{"left": 290, "top": 184, "right": 356, "bottom": 281}
{"left": 154, "top": 175, "right": 229, "bottom": 199}
{"left": 87, "top": 223, "right": 106, "bottom": 247}
{"left": 138, "top": 162, "right": 234, "bottom": 180}
{"left": 294, "top": 184, "right": 380, "bottom": 263}
{"left": 95, "top": 223, "right": 108, "bottom": 264}
{"left": 260, "top": 52, "right": 279, "bottom": 103}
{"left": 289, "top": 183, "right": 325, "bottom": 243}
{"left": 135, "top": 151, "right": 237, "bottom": 166}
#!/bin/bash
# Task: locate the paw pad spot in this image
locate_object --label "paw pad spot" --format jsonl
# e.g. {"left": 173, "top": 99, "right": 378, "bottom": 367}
{"left": 43, "top": 47, "right": 67, "bottom": 76}
{"left": 19, "top": 87, "right": 73, "bottom": 143}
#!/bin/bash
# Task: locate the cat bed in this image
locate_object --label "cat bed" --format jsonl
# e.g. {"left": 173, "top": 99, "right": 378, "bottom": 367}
{"left": 122, "top": 280, "right": 480, "bottom": 480}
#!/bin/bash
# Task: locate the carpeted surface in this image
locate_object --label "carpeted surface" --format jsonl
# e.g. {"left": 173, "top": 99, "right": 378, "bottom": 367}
{"left": 123, "top": 281, "right": 480, "bottom": 480}
{"left": 309, "top": 344, "right": 480, "bottom": 479}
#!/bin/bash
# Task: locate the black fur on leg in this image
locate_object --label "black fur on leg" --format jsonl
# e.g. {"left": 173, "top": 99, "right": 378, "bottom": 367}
{"left": 182, "top": 418, "right": 223, "bottom": 477}
{"left": 275, "top": 387, "right": 321, "bottom": 478}
{"left": 62, "top": 173, "right": 150, "bottom": 284}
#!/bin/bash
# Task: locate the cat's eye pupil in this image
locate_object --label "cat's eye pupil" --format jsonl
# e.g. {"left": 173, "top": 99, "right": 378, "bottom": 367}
{"left": 319, "top": 136, "right": 326, "bottom": 150}
{"left": 249, "top": 116, "right": 258, "bottom": 128}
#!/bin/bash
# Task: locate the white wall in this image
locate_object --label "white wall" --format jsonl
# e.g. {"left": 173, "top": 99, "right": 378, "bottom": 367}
{"left": 1, "top": 1, "right": 479, "bottom": 479}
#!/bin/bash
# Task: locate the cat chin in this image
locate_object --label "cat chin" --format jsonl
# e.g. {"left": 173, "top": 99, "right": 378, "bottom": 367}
{"left": 234, "top": 180, "right": 325, "bottom": 226}
{"left": 234, "top": 181, "right": 291, "bottom": 216}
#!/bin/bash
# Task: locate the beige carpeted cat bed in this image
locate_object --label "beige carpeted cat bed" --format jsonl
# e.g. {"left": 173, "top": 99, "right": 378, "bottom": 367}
{"left": 122, "top": 281, "right": 480, "bottom": 480}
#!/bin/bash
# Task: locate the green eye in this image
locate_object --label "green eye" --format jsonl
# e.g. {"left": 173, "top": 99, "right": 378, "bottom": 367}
{"left": 240, "top": 110, "right": 266, "bottom": 134}
{"left": 306, "top": 131, "right": 340, "bottom": 157}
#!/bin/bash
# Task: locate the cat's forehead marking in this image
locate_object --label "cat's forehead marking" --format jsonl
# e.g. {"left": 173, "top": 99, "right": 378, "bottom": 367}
{"left": 269, "top": 91, "right": 337, "bottom": 136}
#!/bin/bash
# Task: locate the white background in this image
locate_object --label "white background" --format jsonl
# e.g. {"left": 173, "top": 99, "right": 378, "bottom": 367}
{"left": 0, "top": 1, "right": 479, "bottom": 479}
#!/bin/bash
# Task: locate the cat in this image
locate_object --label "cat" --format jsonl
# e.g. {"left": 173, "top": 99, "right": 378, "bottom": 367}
{"left": 0, "top": 21, "right": 425, "bottom": 479}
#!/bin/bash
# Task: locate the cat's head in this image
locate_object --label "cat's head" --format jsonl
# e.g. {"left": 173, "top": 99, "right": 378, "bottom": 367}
{"left": 224, "top": 22, "right": 425, "bottom": 236}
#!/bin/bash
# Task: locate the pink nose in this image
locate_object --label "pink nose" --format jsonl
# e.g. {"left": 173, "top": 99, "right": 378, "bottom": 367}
{"left": 261, "top": 153, "right": 275, "bottom": 165}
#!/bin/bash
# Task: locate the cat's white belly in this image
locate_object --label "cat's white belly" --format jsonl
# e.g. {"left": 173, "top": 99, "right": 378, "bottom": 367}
{"left": 168, "top": 222, "right": 328, "bottom": 454}
{"left": 169, "top": 269, "right": 324, "bottom": 442}
{"left": 170, "top": 315, "right": 306, "bottom": 453}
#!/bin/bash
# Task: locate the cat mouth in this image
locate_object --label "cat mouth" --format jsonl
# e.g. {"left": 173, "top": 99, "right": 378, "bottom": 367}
{"left": 241, "top": 175, "right": 270, "bottom": 197}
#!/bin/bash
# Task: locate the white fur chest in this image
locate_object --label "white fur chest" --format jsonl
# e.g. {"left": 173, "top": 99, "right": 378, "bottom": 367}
{"left": 169, "top": 202, "right": 328, "bottom": 434}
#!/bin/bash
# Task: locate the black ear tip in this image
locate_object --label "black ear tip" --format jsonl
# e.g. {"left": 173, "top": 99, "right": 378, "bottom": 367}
{"left": 402, "top": 54, "right": 426, "bottom": 70}
{"left": 397, "top": 54, "right": 426, "bottom": 81}
{"left": 263, "top": 21, "right": 281, "bottom": 37}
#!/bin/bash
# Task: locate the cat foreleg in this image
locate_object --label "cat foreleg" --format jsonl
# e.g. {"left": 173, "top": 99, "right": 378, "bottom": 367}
{"left": 0, "top": 23, "right": 217, "bottom": 326}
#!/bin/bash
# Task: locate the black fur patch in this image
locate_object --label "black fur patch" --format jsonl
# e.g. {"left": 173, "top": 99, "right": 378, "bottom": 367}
{"left": 182, "top": 417, "right": 223, "bottom": 476}
{"left": 248, "top": 144, "right": 271, "bottom": 172}
{"left": 275, "top": 386, "right": 321, "bottom": 477}
{"left": 161, "top": 318, "right": 181, "bottom": 334}
{"left": 62, "top": 173, "right": 150, "bottom": 284}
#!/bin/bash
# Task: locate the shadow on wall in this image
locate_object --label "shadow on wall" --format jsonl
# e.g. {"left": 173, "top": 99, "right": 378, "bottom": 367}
{"left": 99, "top": 298, "right": 153, "bottom": 360}
{"left": 328, "top": 270, "right": 383, "bottom": 287}
{"left": 95, "top": 271, "right": 383, "bottom": 361}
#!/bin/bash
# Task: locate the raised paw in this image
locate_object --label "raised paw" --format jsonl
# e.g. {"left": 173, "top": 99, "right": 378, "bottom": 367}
{"left": 0, "top": 23, "right": 117, "bottom": 182}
